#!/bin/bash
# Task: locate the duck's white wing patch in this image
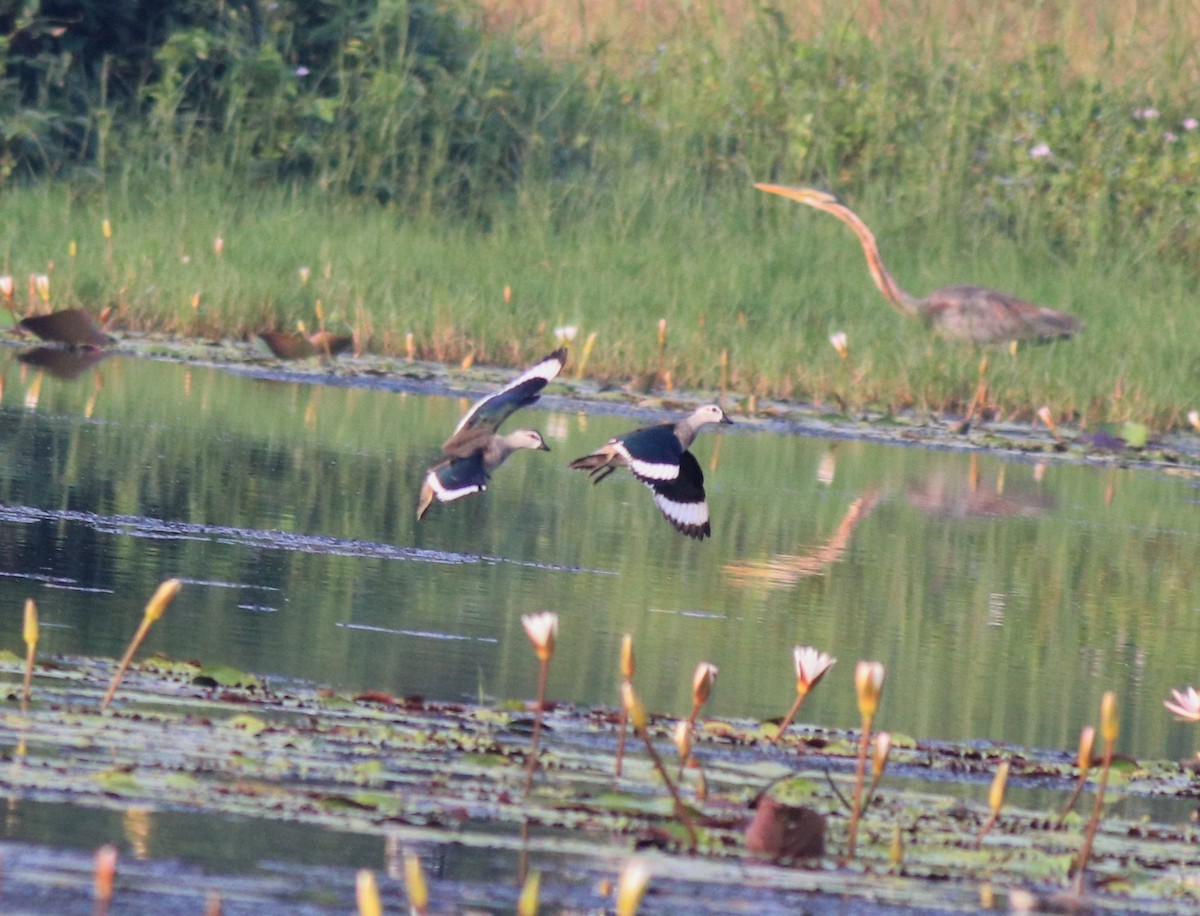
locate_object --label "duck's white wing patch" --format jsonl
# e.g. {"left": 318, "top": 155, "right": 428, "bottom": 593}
{"left": 425, "top": 469, "right": 486, "bottom": 504}
{"left": 616, "top": 443, "right": 681, "bottom": 482}
{"left": 653, "top": 492, "right": 709, "bottom": 528}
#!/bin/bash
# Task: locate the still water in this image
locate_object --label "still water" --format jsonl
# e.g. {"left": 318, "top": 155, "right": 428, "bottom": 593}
{"left": 1, "top": 347, "right": 1198, "bottom": 766}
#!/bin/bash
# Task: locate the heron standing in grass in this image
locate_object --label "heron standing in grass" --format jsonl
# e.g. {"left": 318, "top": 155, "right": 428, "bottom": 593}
{"left": 754, "top": 184, "right": 1081, "bottom": 345}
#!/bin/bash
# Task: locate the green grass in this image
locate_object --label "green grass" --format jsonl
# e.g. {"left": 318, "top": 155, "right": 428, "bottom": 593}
{"left": 1, "top": 169, "right": 1197, "bottom": 430}
{"left": 2, "top": 0, "right": 1199, "bottom": 430}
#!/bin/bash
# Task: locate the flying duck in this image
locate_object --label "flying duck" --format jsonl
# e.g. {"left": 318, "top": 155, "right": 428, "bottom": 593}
{"left": 417, "top": 348, "right": 567, "bottom": 520}
{"left": 569, "top": 404, "right": 733, "bottom": 539}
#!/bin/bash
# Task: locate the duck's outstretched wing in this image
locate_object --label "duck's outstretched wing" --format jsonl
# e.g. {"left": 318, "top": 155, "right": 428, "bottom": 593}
{"left": 447, "top": 348, "right": 567, "bottom": 444}
{"left": 642, "top": 450, "right": 711, "bottom": 540}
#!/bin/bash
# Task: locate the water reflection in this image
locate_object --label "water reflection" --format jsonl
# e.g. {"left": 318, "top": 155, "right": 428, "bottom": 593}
{"left": 0, "top": 347, "right": 1198, "bottom": 770}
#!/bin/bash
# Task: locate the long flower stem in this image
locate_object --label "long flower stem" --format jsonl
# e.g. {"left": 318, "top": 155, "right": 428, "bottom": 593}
{"left": 1073, "top": 739, "right": 1113, "bottom": 895}
{"left": 1055, "top": 770, "right": 1089, "bottom": 830}
{"left": 524, "top": 658, "right": 549, "bottom": 797}
{"left": 101, "top": 617, "right": 153, "bottom": 710}
{"left": 637, "top": 729, "right": 698, "bottom": 850}
{"left": 615, "top": 705, "right": 628, "bottom": 777}
{"left": 845, "top": 712, "right": 873, "bottom": 859}
{"left": 770, "top": 694, "right": 805, "bottom": 744}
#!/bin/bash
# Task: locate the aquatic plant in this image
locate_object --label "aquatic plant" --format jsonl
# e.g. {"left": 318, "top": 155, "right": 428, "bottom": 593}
{"left": 1056, "top": 725, "right": 1096, "bottom": 828}
{"left": 404, "top": 852, "right": 429, "bottom": 916}
{"left": 616, "top": 633, "right": 634, "bottom": 777}
{"left": 973, "top": 759, "right": 1010, "bottom": 847}
{"left": 687, "top": 661, "right": 718, "bottom": 733}
{"left": 355, "top": 869, "right": 382, "bottom": 916}
{"left": 93, "top": 844, "right": 118, "bottom": 915}
{"left": 620, "top": 681, "right": 698, "bottom": 849}
{"left": 521, "top": 611, "right": 558, "bottom": 795}
{"left": 517, "top": 870, "right": 540, "bottom": 916}
{"left": 846, "top": 659, "right": 885, "bottom": 859}
{"left": 1074, "top": 691, "right": 1119, "bottom": 895}
{"left": 615, "top": 859, "right": 651, "bottom": 916}
{"left": 770, "top": 645, "right": 835, "bottom": 744}
{"left": 21, "top": 598, "right": 37, "bottom": 706}
{"left": 1163, "top": 685, "right": 1200, "bottom": 722}
{"left": 100, "top": 578, "right": 183, "bottom": 710}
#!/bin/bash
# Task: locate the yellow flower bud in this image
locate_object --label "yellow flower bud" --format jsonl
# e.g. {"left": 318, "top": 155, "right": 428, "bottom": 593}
{"left": 517, "top": 870, "right": 540, "bottom": 916}
{"left": 355, "top": 869, "right": 382, "bottom": 916}
{"left": 620, "top": 633, "right": 635, "bottom": 680}
{"left": 144, "top": 579, "right": 182, "bottom": 624}
{"left": 871, "top": 731, "right": 892, "bottom": 779}
{"left": 23, "top": 598, "right": 38, "bottom": 649}
{"left": 691, "top": 662, "right": 718, "bottom": 707}
{"left": 621, "top": 681, "right": 648, "bottom": 733}
{"left": 404, "top": 853, "right": 428, "bottom": 913}
{"left": 1100, "top": 691, "right": 1119, "bottom": 745}
{"left": 988, "top": 760, "right": 1010, "bottom": 815}
{"left": 1077, "top": 726, "right": 1095, "bottom": 771}
{"left": 854, "top": 660, "right": 885, "bottom": 718}
{"left": 615, "top": 859, "right": 651, "bottom": 916}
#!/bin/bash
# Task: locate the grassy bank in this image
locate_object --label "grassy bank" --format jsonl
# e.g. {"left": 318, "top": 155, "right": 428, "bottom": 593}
{"left": 3, "top": 172, "right": 1197, "bottom": 430}
{"left": 2, "top": 0, "right": 1199, "bottom": 429}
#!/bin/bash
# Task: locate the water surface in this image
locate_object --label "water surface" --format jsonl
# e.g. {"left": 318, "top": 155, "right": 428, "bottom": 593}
{"left": 0, "top": 347, "right": 1197, "bottom": 765}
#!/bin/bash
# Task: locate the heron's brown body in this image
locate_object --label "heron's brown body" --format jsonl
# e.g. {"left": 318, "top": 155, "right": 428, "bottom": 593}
{"left": 755, "top": 184, "right": 1082, "bottom": 344}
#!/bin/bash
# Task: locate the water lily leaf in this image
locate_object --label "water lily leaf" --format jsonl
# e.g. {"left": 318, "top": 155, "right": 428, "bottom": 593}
{"left": 224, "top": 714, "right": 268, "bottom": 735}
{"left": 587, "top": 791, "right": 677, "bottom": 817}
{"left": 193, "top": 664, "right": 263, "bottom": 688}
{"left": 1121, "top": 422, "right": 1148, "bottom": 448}
{"left": 766, "top": 777, "right": 820, "bottom": 805}
{"left": 95, "top": 769, "right": 140, "bottom": 793}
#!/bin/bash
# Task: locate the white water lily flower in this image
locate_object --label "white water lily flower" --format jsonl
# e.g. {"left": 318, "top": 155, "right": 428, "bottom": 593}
{"left": 521, "top": 611, "right": 558, "bottom": 661}
{"left": 828, "top": 331, "right": 848, "bottom": 359}
{"left": 1164, "top": 686, "right": 1200, "bottom": 722}
{"left": 793, "top": 646, "right": 836, "bottom": 697}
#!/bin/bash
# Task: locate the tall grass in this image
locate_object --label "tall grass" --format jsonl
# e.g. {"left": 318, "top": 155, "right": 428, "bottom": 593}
{"left": 2, "top": 0, "right": 1199, "bottom": 428}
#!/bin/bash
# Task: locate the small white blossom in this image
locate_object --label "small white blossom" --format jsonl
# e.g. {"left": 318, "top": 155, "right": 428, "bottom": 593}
{"left": 1164, "top": 686, "right": 1200, "bottom": 722}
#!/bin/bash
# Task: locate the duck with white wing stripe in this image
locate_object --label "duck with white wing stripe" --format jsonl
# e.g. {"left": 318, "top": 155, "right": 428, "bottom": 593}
{"left": 417, "top": 348, "right": 567, "bottom": 520}
{"left": 568, "top": 404, "right": 733, "bottom": 539}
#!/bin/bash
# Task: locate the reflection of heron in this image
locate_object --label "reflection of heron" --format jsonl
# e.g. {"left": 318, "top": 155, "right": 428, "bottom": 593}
{"left": 755, "top": 184, "right": 1082, "bottom": 344}
{"left": 723, "top": 491, "right": 879, "bottom": 587}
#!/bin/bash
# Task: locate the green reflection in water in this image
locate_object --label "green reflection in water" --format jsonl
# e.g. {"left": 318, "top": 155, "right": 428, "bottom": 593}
{"left": 0, "top": 349, "right": 1198, "bottom": 764}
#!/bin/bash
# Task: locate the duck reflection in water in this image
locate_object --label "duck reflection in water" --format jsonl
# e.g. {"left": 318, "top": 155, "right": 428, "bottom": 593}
{"left": 905, "top": 454, "right": 1054, "bottom": 520}
{"left": 17, "top": 346, "right": 113, "bottom": 381}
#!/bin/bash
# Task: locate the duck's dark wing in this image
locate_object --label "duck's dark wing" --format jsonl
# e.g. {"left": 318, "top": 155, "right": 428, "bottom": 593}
{"left": 614, "top": 423, "right": 685, "bottom": 483}
{"left": 643, "top": 450, "right": 711, "bottom": 539}
{"left": 447, "top": 348, "right": 566, "bottom": 443}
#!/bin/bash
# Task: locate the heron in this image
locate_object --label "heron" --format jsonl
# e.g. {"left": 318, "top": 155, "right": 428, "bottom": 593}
{"left": 755, "top": 183, "right": 1081, "bottom": 344}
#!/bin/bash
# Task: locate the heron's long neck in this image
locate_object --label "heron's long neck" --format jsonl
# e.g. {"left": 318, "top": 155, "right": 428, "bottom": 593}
{"left": 825, "top": 202, "right": 918, "bottom": 317}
